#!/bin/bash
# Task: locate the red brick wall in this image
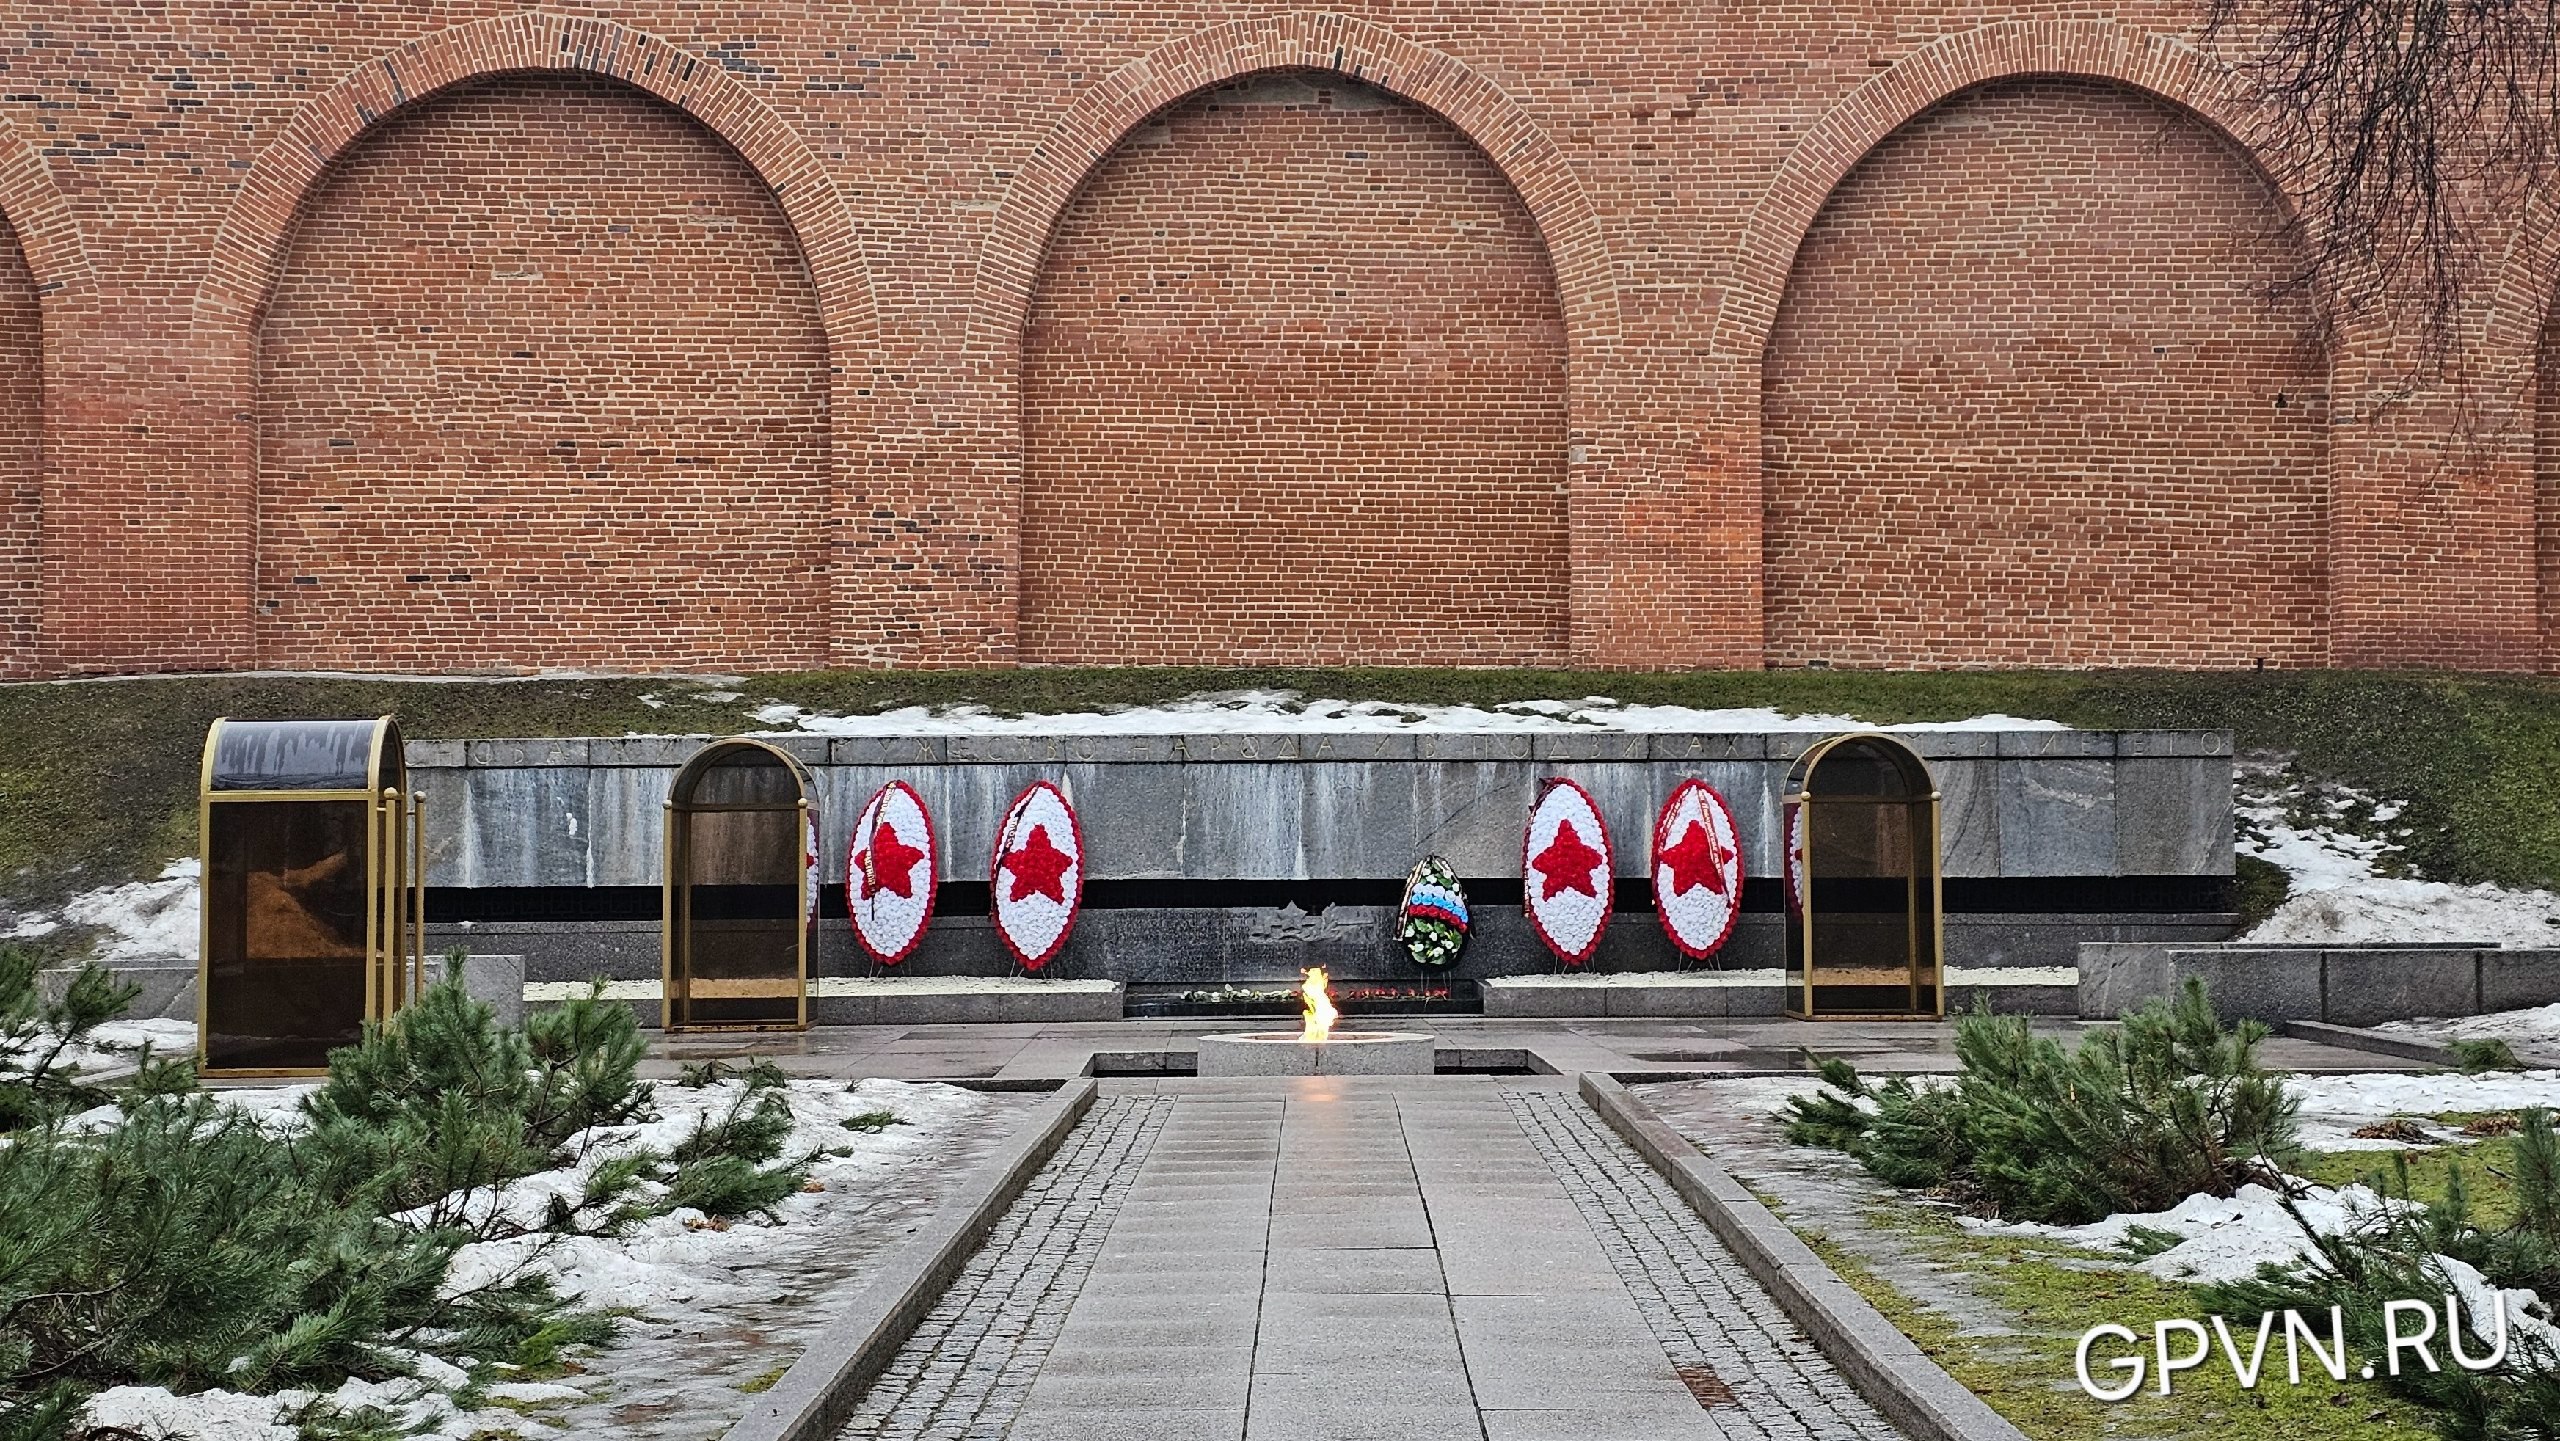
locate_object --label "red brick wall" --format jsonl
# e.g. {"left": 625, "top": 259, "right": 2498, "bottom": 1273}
{"left": 1020, "top": 73, "right": 1568, "bottom": 665}
{"left": 4, "top": 7, "right": 2553, "bottom": 678}
{"left": 2538, "top": 318, "right": 2560, "bottom": 671}
{"left": 0, "top": 220, "right": 36, "bottom": 678}
{"left": 255, "top": 74, "right": 830, "bottom": 671}
{"left": 1762, "top": 77, "right": 2329, "bottom": 669}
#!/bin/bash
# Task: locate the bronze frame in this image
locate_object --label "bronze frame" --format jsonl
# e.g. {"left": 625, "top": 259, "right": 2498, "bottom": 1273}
{"left": 196, "top": 716, "right": 426, "bottom": 1078}
{"left": 1782, "top": 731, "right": 1946, "bottom": 1021}
{"left": 662, "top": 737, "right": 815, "bottom": 1033}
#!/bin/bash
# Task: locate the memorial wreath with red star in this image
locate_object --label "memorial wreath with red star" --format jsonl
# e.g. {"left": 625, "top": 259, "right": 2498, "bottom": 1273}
{"left": 989, "top": 779, "right": 1084, "bottom": 971}
{"left": 1651, "top": 779, "right": 1744, "bottom": 960}
{"left": 847, "top": 780, "right": 937, "bottom": 964}
{"left": 1522, "top": 778, "right": 1614, "bottom": 965}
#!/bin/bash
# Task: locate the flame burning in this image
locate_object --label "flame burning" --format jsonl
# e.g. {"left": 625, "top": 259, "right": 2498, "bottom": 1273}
{"left": 1300, "top": 966, "right": 1339, "bottom": 1043}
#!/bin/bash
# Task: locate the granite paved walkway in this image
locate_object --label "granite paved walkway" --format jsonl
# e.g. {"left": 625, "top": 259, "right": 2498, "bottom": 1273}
{"left": 836, "top": 1077, "right": 1905, "bottom": 1441}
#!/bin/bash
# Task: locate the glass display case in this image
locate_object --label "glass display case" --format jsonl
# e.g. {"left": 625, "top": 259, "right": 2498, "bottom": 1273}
{"left": 1781, "top": 732, "right": 1944, "bottom": 1019}
{"left": 663, "top": 738, "right": 816, "bottom": 1031}
{"left": 198, "top": 717, "right": 423, "bottom": 1075}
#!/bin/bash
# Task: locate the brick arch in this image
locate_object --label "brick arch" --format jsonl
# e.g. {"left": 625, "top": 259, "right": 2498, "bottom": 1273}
{"left": 2485, "top": 185, "right": 2560, "bottom": 670}
{"left": 971, "top": 12, "right": 1616, "bottom": 658}
{"left": 972, "top": 13, "right": 1617, "bottom": 376}
{"left": 1756, "top": 62, "right": 2333, "bottom": 668}
{"left": 193, "top": 12, "right": 873, "bottom": 359}
{"left": 1715, "top": 21, "right": 2268, "bottom": 379}
{"left": 185, "top": 12, "right": 883, "bottom": 669}
{"left": 0, "top": 120, "right": 93, "bottom": 311}
{"left": 0, "top": 116, "right": 85, "bottom": 679}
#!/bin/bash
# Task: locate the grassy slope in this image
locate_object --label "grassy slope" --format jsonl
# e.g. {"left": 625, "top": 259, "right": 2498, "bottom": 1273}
{"left": 1803, "top": 1211, "right": 2436, "bottom": 1441}
{"left": 1789, "top": 1118, "right": 2555, "bottom": 1441}
{"left": 8, "top": 666, "right": 2560, "bottom": 907}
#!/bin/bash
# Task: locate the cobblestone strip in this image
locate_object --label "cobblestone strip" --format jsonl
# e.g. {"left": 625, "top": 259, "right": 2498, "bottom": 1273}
{"left": 1502, "top": 1089, "right": 1907, "bottom": 1441}
{"left": 836, "top": 1095, "right": 1176, "bottom": 1441}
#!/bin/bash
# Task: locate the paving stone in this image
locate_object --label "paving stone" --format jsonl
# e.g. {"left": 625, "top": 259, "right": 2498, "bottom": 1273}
{"left": 835, "top": 1096, "right": 1175, "bottom": 1441}
{"left": 842, "top": 1084, "right": 1909, "bottom": 1441}
{"left": 1500, "top": 1089, "right": 1907, "bottom": 1441}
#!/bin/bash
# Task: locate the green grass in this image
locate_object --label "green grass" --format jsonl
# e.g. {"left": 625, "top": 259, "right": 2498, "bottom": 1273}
{"left": 12, "top": 665, "right": 2560, "bottom": 910}
{"left": 1805, "top": 1209, "right": 2437, "bottom": 1440}
{"left": 2293, "top": 1135, "right": 2530, "bottom": 1230}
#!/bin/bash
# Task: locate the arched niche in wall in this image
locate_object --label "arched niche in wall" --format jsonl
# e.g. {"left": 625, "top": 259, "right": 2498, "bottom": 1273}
{"left": 663, "top": 738, "right": 817, "bottom": 1033}
{"left": 1018, "top": 69, "right": 1571, "bottom": 665}
{"left": 1760, "top": 76, "right": 2329, "bottom": 669}
{"left": 253, "top": 73, "right": 831, "bottom": 672}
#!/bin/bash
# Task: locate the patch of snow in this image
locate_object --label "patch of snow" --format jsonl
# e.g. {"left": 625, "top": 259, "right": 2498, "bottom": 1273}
{"left": 438, "top": 1078, "right": 987, "bottom": 1320}
{"left": 2378, "top": 1001, "right": 2560, "bottom": 1051}
{"left": 23, "top": 1016, "right": 196, "bottom": 1078}
{"left": 2237, "top": 764, "right": 2560, "bottom": 946}
{"left": 2, "top": 857, "right": 198, "bottom": 962}
{"left": 1978, "top": 1183, "right": 2560, "bottom": 1361}
{"left": 1971, "top": 1180, "right": 2398, "bottom": 1284}
{"left": 85, "top": 1373, "right": 554, "bottom": 1441}
{"left": 2438, "top": 1253, "right": 2560, "bottom": 1366}
{"left": 742, "top": 689, "right": 2071, "bottom": 737}
{"left": 203, "top": 1082, "right": 322, "bottom": 1134}
{"left": 2287, "top": 1070, "right": 2560, "bottom": 1150}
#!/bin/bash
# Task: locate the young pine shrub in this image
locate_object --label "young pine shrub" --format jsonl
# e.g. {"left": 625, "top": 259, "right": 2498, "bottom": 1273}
{"left": 2201, "top": 1116, "right": 2560, "bottom": 1441}
{"left": 662, "top": 1076, "right": 808, "bottom": 1221}
{"left": 301, "top": 972, "right": 654, "bottom": 1234}
{"left": 0, "top": 1093, "right": 583, "bottom": 1428}
{"left": 2450, "top": 1038, "right": 2528, "bottom": 1075}
{"left": 0, "top": 945, "right": 143, "bottom": 1132}
{"left": 1785, "top": 979, "right": 2298, "bottom": 1223}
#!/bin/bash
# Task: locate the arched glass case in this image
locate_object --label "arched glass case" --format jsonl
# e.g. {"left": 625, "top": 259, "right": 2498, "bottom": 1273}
{"left": 198, "top": 717, "right": 425, "bottom": 1075}
{"left": 663, "top": 738, "right": 817, "bottom": 1031}
{"left": 1782, "top": 733, "right": 1945, "bottom": 1020}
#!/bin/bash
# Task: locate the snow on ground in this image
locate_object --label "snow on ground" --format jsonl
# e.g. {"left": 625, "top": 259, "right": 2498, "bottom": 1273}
{"left": 1655, "top": 1066, "right": 2560, "bottom": 1155}
{"left": 1971, "top": 1180, "right": 2392, "bottom": 1283}
{"left": 2288, "top": 1069, "right": 2560, "bottom": 1150}
{"left": 79, "top": 1075, "right": 1003, "bottom": 1440}
{"left": 2237, "top": 763, "right": 2560, "bottom": 946}
{"left": 1972, "top": 1182, "right": 2560, "bottom": 1358}
{"left": 743, "top": 689, "right": 2071, "bottom": 737}
{"left": 88, "top": 1374, "right": 552, "bottom": 1441}
{"left": 1, "top": 856, "right": 198, "bottom": 959}
{"left": 436, "top": 1076, "right": 985, "bottom": 1318}
{"left": 2378, "top": 1001, "right": 2560, "bottom": 1052}
{"left": 13, "top": 1016, "right": 196, "bottom": 1079}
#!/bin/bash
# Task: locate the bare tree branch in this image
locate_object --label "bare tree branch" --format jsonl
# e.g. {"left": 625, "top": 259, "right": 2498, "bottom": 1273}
{"left": 2207, "top": 0, "right": 2560, "bottom": 361}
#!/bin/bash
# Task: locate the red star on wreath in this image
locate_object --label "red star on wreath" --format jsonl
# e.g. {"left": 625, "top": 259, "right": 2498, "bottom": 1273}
{"left": 1531, "top": 819, "right": 1605, "bottom": 900}
{"left": 1001, "top": 824, "right": 1075, "bottom": 904}
{"left": 1657, "top": 819, "right": 1732, "bottom": 898}
{"left": 855, "top": 821, "right": 926, "bottom": 900}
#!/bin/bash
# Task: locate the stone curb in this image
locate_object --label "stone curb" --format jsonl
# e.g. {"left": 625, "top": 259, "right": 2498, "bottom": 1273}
{"left": 719, "top": 1077, "right": 1100, "bottom": 1441}
{"left": 2279, "top": 1018, "right": 2560, "bottom": 1071}
{"left": 1578, "top": 1073, "right": 2029, "bottom": 1441}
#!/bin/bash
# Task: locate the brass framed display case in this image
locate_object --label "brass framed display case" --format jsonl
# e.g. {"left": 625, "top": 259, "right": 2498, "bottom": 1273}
{"left": 663, "top": 738, "right": 816, "bottom": 1032}
{"left": 197, "top": 717, "right": 424, "bottom": 1076}
{"left": 1781, "top": 732, "right": 1945, "bottom": 1020}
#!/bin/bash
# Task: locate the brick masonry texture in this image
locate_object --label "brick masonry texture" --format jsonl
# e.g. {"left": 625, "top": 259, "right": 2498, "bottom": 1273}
{"left": 1022, "top": 74, "right": 1568, "bottom": 665}
{"left": 0, "top": 219, "right": 35, "bottom": 671}
{"left": 1764, "top": 78, "right": 2327, "bottom": 670}
{"left": 257, "top": 75, "right": 831, "bottom": 671}
{"left": 5, "top": 5, "right": 2559, "bottom": 678}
